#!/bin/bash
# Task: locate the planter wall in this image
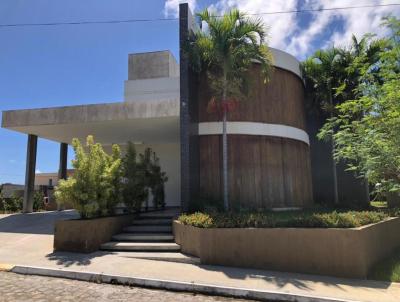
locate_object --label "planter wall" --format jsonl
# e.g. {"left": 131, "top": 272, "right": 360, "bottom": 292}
{"left": 174, "top": 217, "right": 400, "bottom": 279}
{"left": 54, "top": 214, "right": 136, "bottom": 253}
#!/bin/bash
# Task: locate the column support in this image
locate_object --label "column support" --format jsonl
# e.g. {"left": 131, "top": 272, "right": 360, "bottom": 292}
{"left": 23, "top": 134, "right": 38, "bottom": 213}
{"left": 58, "top": 143, "right": 68, "bottom": 181}
{"left": 57, "top": 143, "right": 68, "bottom": 211}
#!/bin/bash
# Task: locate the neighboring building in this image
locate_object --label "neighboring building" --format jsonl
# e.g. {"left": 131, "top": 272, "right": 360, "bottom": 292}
{"left": 35, "top": 170, "right": 74, "bottom": 187}
{"left": 0, "top": 4, "right": 367, "bottom": 213}
{"left": 0, "top": 183, "right": 24, "bottom": 199}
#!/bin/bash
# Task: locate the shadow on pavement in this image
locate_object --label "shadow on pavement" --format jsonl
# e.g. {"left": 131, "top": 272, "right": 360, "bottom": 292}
{"left": 198, "top": 263, "right": 392, "bottom": 291}
{"left": 45, "top": 251, "right": 114, "bottom": 267}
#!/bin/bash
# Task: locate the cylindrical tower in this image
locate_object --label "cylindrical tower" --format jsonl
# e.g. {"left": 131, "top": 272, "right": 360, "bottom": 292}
{"left": 196, "top": 48, "right": 313, "bottom": 209}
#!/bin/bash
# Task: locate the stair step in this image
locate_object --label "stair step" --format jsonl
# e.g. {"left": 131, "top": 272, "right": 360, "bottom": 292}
{"left": 101, "top": 242, "right": 180, "bottom": 252}
{"left": 138, "top": 214, "right": 176, "bottom": 220}
{"left": 112, "top": 233, "right": 174, "bottom": 242}
{"left": 132, "top": 219, "right": 172, "bottom": 226}
{"left": 110, "top": 252, "right": 200, "bottom": 264}
{"left": 123, "top": 225, "right": 172, "bottom": 233}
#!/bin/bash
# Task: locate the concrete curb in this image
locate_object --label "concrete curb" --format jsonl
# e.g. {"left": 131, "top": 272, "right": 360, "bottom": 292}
{"left": 11, "top": 265, "right": 360, "bottom": 302}
{"left": 0, "top": 263, "right": 14, "bottom": 272}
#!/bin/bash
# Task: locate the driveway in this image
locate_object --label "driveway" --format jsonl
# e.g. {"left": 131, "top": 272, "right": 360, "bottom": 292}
{"left": 0, "top": 210, "right": 79, "bottom": 265}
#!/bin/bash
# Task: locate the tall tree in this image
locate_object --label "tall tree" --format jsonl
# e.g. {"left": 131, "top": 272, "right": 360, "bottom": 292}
{"left": 302, "top": 48, "right": 345, "bottom": 204}
{"left": 189, "top": 9, "right": 272, "bottom": 210}
{"left": 318, "top": 16, "right": 400, "bottom": 206}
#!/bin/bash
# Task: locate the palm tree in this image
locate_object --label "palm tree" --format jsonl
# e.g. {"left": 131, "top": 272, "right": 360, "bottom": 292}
{"left": 302, "top": 37, "right": 385, "bottom": 206}
{"left": 189, "top": 9, "right": 272, "bottom": 210}
{"left": 303, "top": 48, "right": 344, "bottom": 205}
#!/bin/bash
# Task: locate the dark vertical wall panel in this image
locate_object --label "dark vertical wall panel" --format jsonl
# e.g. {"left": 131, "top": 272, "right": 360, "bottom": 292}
{"left": 306, "top": 111, "right": 369, "bottom": 206}
{"left": 180, "top": 3, "right": 199, "bottom": 210}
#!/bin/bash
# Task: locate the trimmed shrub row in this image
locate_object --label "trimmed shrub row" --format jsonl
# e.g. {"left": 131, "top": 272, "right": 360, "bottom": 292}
{"left": 178, "top": 210, "right": 394, "bottom": 229}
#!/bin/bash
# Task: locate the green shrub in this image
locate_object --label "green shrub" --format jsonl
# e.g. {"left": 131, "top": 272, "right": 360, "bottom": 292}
{"left": 54, "top": 136, "right": 122, "bottom": 219}
{"left": 122, "top": 142, "right": 147, "bottom": 212}
{"left": 33, "top": 191, "right": 45, "bottom": 212}
{"left": 179, "top": 212, "right": 214, "bottom": 228}
{"left": 178, "top": 210, "right": 391, "bottom": 229}
{"left": 122, "top": 143, "right": 168, "bottom": 211}
{"left": 368, "top": 248, "right": 400, "bottom": 282}
{"left": 2, "top": 194, "right": 23, "bottom": 213}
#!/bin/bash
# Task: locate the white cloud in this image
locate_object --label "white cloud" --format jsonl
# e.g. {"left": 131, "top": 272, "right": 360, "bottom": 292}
{"left": 189, "top": 0, "right": 400, "bottom": 59}
{"left": 164, "top": 0, "right": 197, "bottom": 17}
{"left": 287, "top": 0, "right": 399, "bottom": 58}
{"left": 35, "top": 169, "right": 41, "bottom": 174}
{"left": 209, "top": 0, "right": 299, "bottom": 51}
{"left": 8, "top": 159, "right": 17, "bottom": 164}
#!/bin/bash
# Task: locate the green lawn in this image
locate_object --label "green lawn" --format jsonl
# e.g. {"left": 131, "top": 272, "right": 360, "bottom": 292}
{"left": 369, "top": 249, "right": 400, "bottom": 282}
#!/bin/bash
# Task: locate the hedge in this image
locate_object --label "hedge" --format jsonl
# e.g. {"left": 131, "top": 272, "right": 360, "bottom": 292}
{"left": 178, "top": 210, "right": 393, "bottom": 229}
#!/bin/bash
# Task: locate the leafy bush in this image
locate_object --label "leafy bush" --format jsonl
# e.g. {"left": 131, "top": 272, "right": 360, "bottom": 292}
{"left": 368, "top": 248, "right": 400, "bottom": 282}
{"left": 122, "top": 143, "right": 168, "bottom": 211}
{"left": 179, "top": 212, "right": 214, "bottom": 228}
{"left": 122, "top": 142, "right": 147, "bottom": 212}
{"left": 2, "top": 194, "right": 23, "bottom": 213}
{"left": 33, "top": 191, "right": 45, "bottom": 212}
{"left": 178, "top": 210, "right": 391, "bottom": 229}
{"left": 54, "top": 136, "right": 121, "bottom": 219}
{"left": 140, "top": 148, "right": 168, "bottom": 209}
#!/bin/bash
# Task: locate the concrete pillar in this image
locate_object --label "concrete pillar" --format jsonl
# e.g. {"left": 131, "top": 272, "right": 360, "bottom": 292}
{"left": 58, "top": 143, "right": 68, "bottom": 181}
{"left": 23, "top": 134, "right": 38, "bottom": 213}
{"left": 57, "top": 143, "right": 68, "bottom": 211}
{"left": 179, "top": 3, "right": 191, "bottom": 212}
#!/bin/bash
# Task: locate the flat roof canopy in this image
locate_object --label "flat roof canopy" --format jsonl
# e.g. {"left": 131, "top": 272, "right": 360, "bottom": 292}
{"left": 2, "top": 100, "right": 179, "bottom": 145}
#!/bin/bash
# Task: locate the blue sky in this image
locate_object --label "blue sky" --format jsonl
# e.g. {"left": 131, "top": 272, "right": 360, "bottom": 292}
{"left": 0, "top": 0, "right": 399, "bottom": 184}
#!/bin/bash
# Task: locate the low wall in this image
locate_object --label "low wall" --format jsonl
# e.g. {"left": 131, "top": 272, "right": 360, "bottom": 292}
{"left": 54, "top": 214, "right": 136, "bottom": 253}
{"left": 173, "top": 218, "right": 400, "bottom": 279}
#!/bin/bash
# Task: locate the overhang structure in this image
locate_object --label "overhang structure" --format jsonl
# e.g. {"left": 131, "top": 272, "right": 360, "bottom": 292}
{"left": 2, "top": 50, "right": 181, "bottom": 212}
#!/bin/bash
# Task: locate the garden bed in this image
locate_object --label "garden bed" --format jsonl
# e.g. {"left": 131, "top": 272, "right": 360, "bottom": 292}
{"left": 174, "top": 213, "right": 400, "bottom": 279}
{"left": 54, "top": 213, "right": 136, "bottom": 253}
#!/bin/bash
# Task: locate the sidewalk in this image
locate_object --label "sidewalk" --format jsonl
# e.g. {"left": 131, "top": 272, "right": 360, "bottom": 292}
{"left": 1, "top": 211, "right": 399, "bottom": 302}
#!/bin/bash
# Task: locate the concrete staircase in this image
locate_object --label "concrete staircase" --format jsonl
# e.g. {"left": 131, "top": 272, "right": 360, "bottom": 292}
{"left": 101, "top": 210, "right": 180, "bottom": 253}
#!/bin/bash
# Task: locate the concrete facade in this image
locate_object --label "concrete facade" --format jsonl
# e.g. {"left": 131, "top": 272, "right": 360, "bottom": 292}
{"left": 128, "top": 51, "right": 179, "bottom": 81}
{"left": 2, "top": 51, "right": 181, "bottom": 209}
{"left": 1, "top": 8, "right": 356, "bottom": 211}
{"left": 1, "top": 45, "right": 319, "bottom": 211}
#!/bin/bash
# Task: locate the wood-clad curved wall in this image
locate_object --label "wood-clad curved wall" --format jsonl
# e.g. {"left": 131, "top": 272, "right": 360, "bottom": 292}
{"left": 197, "top": 64, "right": 313, "bottom": 209}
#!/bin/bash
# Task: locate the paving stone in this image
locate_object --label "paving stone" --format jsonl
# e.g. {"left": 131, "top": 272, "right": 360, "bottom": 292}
{"left": 0, "top": 272, "right": 252, "bottom": 302}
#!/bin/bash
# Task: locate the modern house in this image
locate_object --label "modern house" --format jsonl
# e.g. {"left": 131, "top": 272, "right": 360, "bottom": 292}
{"left": 1, "top": 4, "right": 368, "bottom": 213}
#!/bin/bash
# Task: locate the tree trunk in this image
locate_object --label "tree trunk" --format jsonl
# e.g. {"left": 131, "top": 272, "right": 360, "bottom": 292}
{"left": 329, "top": 90, "right": 339, "bottom": 205}
{"left": 222, "top": 109, "right": 228, "bottom": 210}
{"left": 222, "top": 72, "right": 229, "bottom": 211}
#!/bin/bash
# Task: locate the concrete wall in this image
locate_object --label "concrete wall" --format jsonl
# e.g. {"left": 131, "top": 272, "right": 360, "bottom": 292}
{"left": 128, "top": 51, "right": 179, "bottom": 80}
{"left": 174, "top": 218, "right": 400, "bottom": 278}
{"left": 124, "top": 77, "right": 179, "bottom": 103}
{"left": 54, "top": 214, "right": 136, "bottom": 253}
{"left": 124, "top": 51, "right": 179, "bottom": 103}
